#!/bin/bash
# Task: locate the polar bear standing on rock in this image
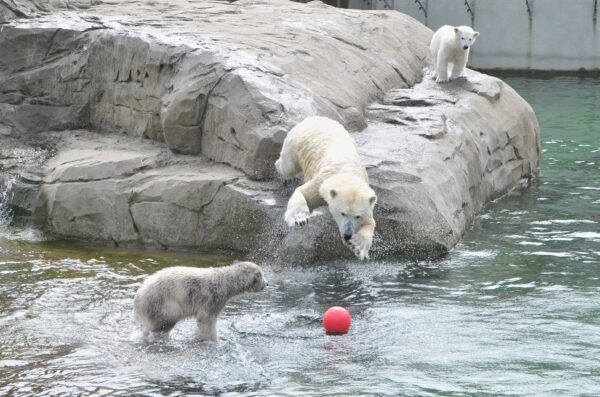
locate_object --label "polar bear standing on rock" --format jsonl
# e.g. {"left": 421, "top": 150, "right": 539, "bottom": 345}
{"left": 275, "top": 116, "right": 377, "bottom": 260}
{"left": 430, "top": 25, "right": 479, "bottom": 83}
{"left": 134, "top": 261, "right": 267, "bottom": 341}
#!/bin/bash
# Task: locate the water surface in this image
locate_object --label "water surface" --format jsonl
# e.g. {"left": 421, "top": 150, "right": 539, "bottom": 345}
{"left": 1, "top": 77, "right": 599, "bottom": 396}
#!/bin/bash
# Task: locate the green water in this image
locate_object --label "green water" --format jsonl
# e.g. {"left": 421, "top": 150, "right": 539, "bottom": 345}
{"left": 1, "top": 77, "right": 599, "bottom": 396}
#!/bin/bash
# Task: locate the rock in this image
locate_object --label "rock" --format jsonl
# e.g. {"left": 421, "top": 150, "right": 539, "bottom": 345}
{"left": 1, "top": 0, "right": 541, "bottom": 263}
{"left": 11, "top": 130, "right": 345, "bottom": 260}
{"left": 357, "top": 70, "right": 540, "bottom": 257}
{"left": 0, "top": 0, "right": 100, "bottom": 21}
{"left": 0, "top": 0, "right": 430, "bottom": 179}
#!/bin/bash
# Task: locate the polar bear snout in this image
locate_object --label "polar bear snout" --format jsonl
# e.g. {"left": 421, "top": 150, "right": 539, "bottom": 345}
{"left": 242, "top": 262, "right": 268, "bottom": 292}
{"left": 340, "top": 217, "right": 355, "bottom": 241}
{"left": 255, "top": 273, "right": 268, "bottom": 292}
{"left": 463, "top": 45, "right": 469, "bottom": 50}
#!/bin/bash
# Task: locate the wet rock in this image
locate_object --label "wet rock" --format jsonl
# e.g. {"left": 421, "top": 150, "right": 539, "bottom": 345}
{"left": 14, "top": 131, "right": 350, "bottom": 261}
{"left": 8, "top": 169, "right": 44, "bottom": 219}
{"left": 18, "top": 170, "right": 43, "bottom": 185}
{"left": 356, "top": 70, "right": 540, "bottom": 257}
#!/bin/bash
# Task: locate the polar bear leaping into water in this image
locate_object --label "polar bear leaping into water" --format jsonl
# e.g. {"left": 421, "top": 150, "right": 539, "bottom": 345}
{"left": 430, "top": 25, "right": 479, "bottom": 83}
{"left": 134, "top": 261, "right": 267, "bottom": 341}
{"left": 275, "top": 116, "right": 377, "bottom": 260}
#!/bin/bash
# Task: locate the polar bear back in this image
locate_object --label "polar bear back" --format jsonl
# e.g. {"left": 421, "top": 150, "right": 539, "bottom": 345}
{"left": 134, "top": 264, "right": 258, "bottom": 322}
{"left": 134, "top": 266, "right": 222, "bottom": 321}
{"left": 287, "top": 116, "right": 365, "bottom": 181}
{"left": 430, "top": 25, "right": 457, "bottom": 61}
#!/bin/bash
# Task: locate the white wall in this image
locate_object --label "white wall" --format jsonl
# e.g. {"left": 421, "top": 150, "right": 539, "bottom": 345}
{"left": 348, "top": 0, "right": 600, "bottom": 70}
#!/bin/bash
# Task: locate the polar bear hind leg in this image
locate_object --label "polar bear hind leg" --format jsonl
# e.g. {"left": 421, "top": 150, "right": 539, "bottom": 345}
{"left": 275, "top": 140, "right": 301, "bottom": 180}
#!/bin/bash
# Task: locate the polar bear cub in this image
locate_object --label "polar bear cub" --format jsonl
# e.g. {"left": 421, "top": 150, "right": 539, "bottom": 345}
{"left": 134, "top": 261, "right": 267, "bottom": 341}
{"left": 275, "top": 116, "right": 377, "bottom": 260}
{"left": 430, "top": 25, "right": 479, "bottom": 83}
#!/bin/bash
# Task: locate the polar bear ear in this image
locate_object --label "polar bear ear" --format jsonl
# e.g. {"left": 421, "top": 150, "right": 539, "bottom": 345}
{"left": 474, "top": 31, "right": 480, "bottom": 38}
{"left": 369, "top": 196, "right": 377, "bottom": 205}
{"left": 454, "top": 27, "right": 459, "bottom": 34}
{"left": 330, "top": 189, "right": 337, "bottom": 199}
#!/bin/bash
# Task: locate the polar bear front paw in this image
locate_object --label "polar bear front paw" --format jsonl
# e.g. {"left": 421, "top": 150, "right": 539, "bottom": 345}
{"left": 285, "top": 209, "right": 310, "bottom": 227}
{"left": 435, "top": 76, "right": 449, "bottom": 83}
{"left": 348, "top": 235, "right": 372, "bottom": 260}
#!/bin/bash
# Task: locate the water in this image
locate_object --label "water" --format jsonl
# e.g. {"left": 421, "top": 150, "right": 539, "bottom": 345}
{"left": 1, "top": 77, "right": 600, "bottom": 396}
{"left": 0, "top": 177, "right": 15, "bottom": 228}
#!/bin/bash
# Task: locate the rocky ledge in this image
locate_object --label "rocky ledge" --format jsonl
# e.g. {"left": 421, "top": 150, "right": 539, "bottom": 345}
{"left": 0, "top": 0, "right": 540, "bottom": 263}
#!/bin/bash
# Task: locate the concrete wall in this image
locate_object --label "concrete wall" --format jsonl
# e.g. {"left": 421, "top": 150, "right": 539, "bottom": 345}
{"left": 348, "top": 0, "right": 600, "bottom": 70}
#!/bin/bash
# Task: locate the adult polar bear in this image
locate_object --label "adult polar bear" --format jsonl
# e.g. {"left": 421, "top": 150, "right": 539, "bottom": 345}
{"left": 431, "top": 25, "right": 479, "bottom": 83}
{"left": 276, "top": 116, "right": 377, "bottom": 260}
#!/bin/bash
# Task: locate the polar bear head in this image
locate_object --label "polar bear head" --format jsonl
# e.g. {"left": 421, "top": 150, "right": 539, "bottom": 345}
{"left": 320, "top": 173, "right": 377, "bottom": 242}
{"left": 454, "top": 26, "right": 479, "bottom": 50}
{"left": 233, "top": 261, "right": 268, "bottom": 292}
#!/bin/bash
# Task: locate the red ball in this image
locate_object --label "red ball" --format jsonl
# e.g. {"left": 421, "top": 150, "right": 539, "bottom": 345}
{"left": 323, "top": 306, "right": 352, "bottom": 335}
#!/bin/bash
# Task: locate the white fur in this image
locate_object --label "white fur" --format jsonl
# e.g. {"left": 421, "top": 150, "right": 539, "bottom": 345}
{"left": 430, "top": 25, "right": 479, "bottom": 83}
{"left": 275, "top": 116, "right": 377, "bottom": 260}
{"left": 133, "top": 262, "right": 267, "bottom": 341}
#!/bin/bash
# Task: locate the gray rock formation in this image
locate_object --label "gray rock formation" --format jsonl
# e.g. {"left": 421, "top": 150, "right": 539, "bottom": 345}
{"left": 0, "top": 0, "right": 540, "bottom": 263}
{"left": 0, "top": 0, "right": 429, "bottom": 179}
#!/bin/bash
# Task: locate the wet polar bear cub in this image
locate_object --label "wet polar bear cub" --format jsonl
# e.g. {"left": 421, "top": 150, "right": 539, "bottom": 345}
{"left": 275, "top": 116, "right": 377, "bottom": 260}
{"left": 134, "top": 261, "right": 267, "bottom": 341}
{"left": 430, "top": 25, "right": 479, "bottom": 83}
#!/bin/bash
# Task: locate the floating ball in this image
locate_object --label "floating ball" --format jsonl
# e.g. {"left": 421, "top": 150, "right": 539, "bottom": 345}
{"left": 323, "top": 306, "right": 351, "bottom": 335}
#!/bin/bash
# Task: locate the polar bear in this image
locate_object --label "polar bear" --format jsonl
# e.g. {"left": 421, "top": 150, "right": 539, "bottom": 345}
{"left": 134, "top": 261, "right": 268, "bottom": 341}
{"left": 275, "top": 116, "right": 377, "bottom": 260}
{"left": 430, "top": 25, "right": 479, "bottom": 83}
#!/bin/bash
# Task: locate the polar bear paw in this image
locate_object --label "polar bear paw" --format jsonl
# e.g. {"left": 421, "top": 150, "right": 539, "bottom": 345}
{"left": 347, "top": 235, "right": 371, "bottom": 260}
{"left": 435, "top": 76, "right": 449, "bottom": 83}
{"left": 285, "top": 208, "right": 310, "bottom": 227}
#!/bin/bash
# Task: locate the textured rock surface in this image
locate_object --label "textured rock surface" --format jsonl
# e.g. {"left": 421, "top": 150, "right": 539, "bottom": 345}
{"left": 361, "top": 71, "right": 540, "bottom": 257}
{"left": 0, "top": 0, "right": 429, "bottom": 179}
{"left": 1, "top": 0, "right": 541, "bottom": 262}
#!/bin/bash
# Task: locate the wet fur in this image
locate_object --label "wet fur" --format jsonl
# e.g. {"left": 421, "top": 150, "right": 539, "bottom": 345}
{"left": 134, "top": 261, "right": 267, "bottom": 340}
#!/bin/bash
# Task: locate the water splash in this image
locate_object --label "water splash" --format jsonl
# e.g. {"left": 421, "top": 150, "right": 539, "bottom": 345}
{"left": 0, "top": 176, "right": 15, "bottom": 228}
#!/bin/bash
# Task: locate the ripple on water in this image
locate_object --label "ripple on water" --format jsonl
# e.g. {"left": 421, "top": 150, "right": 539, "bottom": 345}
{"left": 531, "top": 219, "right": 597, "bottom": 225}
{"left": 529, "top": 251, "right": 576, "bottom": 258}
{"left": 2, "top": 76, "right": 600, "bottom": 396}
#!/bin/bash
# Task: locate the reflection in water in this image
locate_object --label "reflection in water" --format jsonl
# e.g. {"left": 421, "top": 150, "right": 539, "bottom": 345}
{"left": 1, "top": 77, "right": 600, "bottom": 396}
